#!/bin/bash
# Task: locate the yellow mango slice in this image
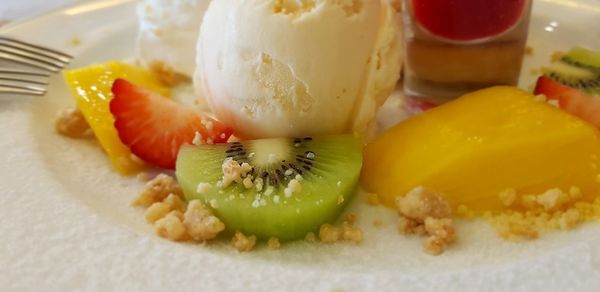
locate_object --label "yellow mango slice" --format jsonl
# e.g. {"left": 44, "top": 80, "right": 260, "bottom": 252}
{"left": 362, "top": 86, "right": 600, "bottom": 212}
{"left": 64, "top": 62, "right": 169, "bottom": 175}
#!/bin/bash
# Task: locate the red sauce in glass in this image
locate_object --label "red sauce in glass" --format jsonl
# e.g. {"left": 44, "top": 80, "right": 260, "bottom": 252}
{"left": 412, "top": 0, "right": 527, "bottom": 41}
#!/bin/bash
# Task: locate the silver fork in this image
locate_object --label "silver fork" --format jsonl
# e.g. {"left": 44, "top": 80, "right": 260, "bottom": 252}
{"left": 0, "top": 69, "right": 50, "bottom": 96}
{"left": 0, "top": 36, "right": 73, "bottom": 96}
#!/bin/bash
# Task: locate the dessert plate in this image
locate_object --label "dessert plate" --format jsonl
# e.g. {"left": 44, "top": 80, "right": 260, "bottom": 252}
{"left": 1, "top": 0, "right": 600, "bottom": 290}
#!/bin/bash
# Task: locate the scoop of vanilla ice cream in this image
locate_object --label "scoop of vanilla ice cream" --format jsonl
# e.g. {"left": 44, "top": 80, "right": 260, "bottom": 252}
{"left": 137, "top": 0, "right": 211, "bottom": 77}
{"left": 195, "top": 0, "right": 403, "bottom": 139}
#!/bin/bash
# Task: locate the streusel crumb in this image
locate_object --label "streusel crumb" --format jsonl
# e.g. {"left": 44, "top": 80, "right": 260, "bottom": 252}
{"left": 305, "top": 232, "right": 316, "bottom": 242}
{"left": 163, "top": 193, "right": 186, "bottom": 212}
{"left": 341, "top": 224, "right": 363, "bottom": 243}
{"left": 55, "top": 108, "right": 90, "bottom": 138}
{"left": 267, "top": 237, "right": 281, "bottom": 250}
{"left": 319, "top": 224, "right": 341, "bottom": 243}
{"left": 154, "top": 211, "right": 186, "bottom": 241}
{"left": 396, "top": 186, "right": 452, "bottom": 221}
{"left": 133, "top": 174, "right": 183, "bottom": 207}
{"left": 183, "top": 200, "right": 225, "bottom": 241}
{"left": 145, "top": 202, "right": 171, "bottom": 223}
{"left": 231, "top": 231, "right": 257, "bottom": 252}
{"left": 395, "top": 187, "right": 456, "bottom": 255}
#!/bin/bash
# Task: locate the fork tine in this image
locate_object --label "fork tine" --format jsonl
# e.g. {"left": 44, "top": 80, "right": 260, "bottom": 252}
{"left": 0, "top": 43, "right": 70, "bottom": 66}
{"left": 0, "top": 36, "right": 72, "bottom": 62}
{"left": 0, "top": 83, "right": 46, "bottom": 96}
{"left": 0, "top": 69, "right": 51, "bottom": 77}
{"left": 0, "top": 51, "right": 60, "bottom": 72}
{"left": 0, "top": 47, "right": 68, "bottom": 69}
{"left": 0, "top": 76, "right": 49, "bottom": 85}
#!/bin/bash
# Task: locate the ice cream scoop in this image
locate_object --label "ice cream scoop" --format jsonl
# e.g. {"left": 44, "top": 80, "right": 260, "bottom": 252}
{"left": 137, "top": 0, "right": 211, "bottom": 77}
{"left": 195, "top": 0, "right": 403, "bottom": 139}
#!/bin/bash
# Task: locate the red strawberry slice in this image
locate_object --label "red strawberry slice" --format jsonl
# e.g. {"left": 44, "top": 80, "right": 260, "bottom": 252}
{"left": 413, "top": 0, "right": 527, "bottom": 41}
{"left": 110, "top": 78, "right": 233, "bottom": 169}
{"left": 534, "top": 76, "right": 600, "bottom": 128}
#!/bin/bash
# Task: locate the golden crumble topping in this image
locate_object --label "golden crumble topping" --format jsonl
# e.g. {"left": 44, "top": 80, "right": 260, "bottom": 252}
{"left": 395, "top": 186, "right": 456, "bottom": 255}
{"left": 267, "top": 237, "right": 281, "bottom": 250}
{"left": 319, "top": 224, "right": 341, "bottom": 243}
{"left": 154, "top": 211, "right": 187, "bottom": 241}
{"left": 133, "top": 174, "right": 183, "bottom": 207}
{"left": 183, "top": 200, "right": 225, "bottom": 242}
{"left": 305, "top": 232, "right": 317, "bottom": 242}
{"left": 55, "top": 108, "right": 90, "bottom": 138}
{"left": 318, "top": 214, "right": 363, "bottom": 244}
{"left": 145, "top": 202, "right": 171, "bottom": 224}
{"left": 231, "top": 231, "right": 257, "bottom": 252}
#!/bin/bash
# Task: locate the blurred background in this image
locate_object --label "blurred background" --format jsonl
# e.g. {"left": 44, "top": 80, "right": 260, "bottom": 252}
{"left": 0, "top": 0, "right": 97, "bottom": 24}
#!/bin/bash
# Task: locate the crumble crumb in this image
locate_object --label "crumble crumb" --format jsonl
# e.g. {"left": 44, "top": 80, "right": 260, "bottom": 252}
{"left": 55, "top": 108, "right": 90, "bottom": 138}
{"left": 145, "top": 202, "right": 171, "bottom": 223}
{"left": 267, "top": 237, "right": 281, "bottom": 250}
{"left": 154, "top": 211, "right": 186, "bottom": 241}
{"left": 231, "top": 231, "right": 257, "bottom": 252}
{"left": 133, "top": 174, "right": 183, "bottom": 207}
{"left": 336, "top": 195, "right": 345, "bottom": 205}
{"left": 486, "top": 187, "right": 600, "bottom": 240}
{"left": 196, "top": 182, "right": 212, "bottom": 194}
{"left": 284, "top": 179, "right": 302, "bottom": 197}
{"left": 163, "top": 193, "right": 186, "bottom": 212}
{"left": 305, "top": 232, "right": 316, "bottom": 242}
{"left": 423, "top": 218, "right": 456, "bottom": 255}
{"left": 318, "top": 214, "right": 364, "bottom": 244}
{"left": 341, "top": 223, "right": 363, "bottom": 243}
{"left": 183, "top": 200, "right": 225, "bottom": 241}
{"left": 220, "top": 158, "right": 252, "bottom": 188}
{"left": 395, "top": 187, "right": 456, "bottom": 255}
{"left": 148, "top": 61, "right": 189, "bottom": 87}
{"left": 319, "top": 224, "right": 341, "bottom": 243}
{"left": 367, "top": 193, "right": 380, "bottom": 205}
{"left": 524, "top": 46, "right": 533, "bottom": 56}
{"left": 396, "top": 186, "right": 451, "bottom": 221}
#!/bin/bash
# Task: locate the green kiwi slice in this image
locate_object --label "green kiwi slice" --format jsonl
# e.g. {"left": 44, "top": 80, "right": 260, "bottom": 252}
{"left": 561, "top": 47, "right": 600, "bottom": 70}
{"left": 544, "top": 47, "right": 600, "bottom": 96}
{"left": 175, "top": 135, "right": 362, "bottom": 241}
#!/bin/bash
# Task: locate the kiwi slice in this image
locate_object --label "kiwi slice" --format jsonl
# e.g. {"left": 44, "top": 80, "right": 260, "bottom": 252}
{"left": 561, "top": 47, "right": 600, "bottom": 70}
{"left": 544, "top": 47, "right": 600, "bottom": 96}
{"left": 175, "top": 135, "right": 362, "bottom": 241}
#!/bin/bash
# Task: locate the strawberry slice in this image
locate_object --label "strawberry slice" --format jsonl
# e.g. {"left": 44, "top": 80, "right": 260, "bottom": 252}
{"left": 110, "top": 79, "right": 233, "bottom": 169}
{"left": 534, "top": 76, "right": 600, "bottom": 128}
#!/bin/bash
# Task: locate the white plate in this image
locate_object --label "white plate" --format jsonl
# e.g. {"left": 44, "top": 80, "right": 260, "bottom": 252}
{"left": 1, "top": 0, "right": 600, "bottom": 291}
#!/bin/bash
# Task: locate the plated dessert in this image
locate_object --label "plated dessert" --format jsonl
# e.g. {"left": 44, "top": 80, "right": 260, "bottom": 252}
{"left": 54, "top": 0, "right": 600, "bottom": 256}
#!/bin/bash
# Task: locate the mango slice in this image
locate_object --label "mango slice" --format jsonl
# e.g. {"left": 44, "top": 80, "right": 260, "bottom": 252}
{"left": 64, "top": 62, "right": 169, "bottom": 175}
{"left": 362, "top": 86, "right": 600, "bottom": 212}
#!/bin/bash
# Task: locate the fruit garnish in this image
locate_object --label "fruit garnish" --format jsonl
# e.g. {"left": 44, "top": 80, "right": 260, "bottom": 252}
{"left": 362, "top": 86, "right": 600, "bottom": 212}
{"left": 64, "top": 61, "right": 170, "bottom": 175}
{"left": 175, "top": 135, "right": 362, "bottom": 241}
{"left": 534, "top": 47, "right": 600, "bottom": 127}
{"left": 534, "top": 76, "right": 600, "bottom": 128}
{"left": 412, "top": 0, "right": 527, "bottom": 41}
{"left": 110, "top": 79, "right": 233, "bottom": 169}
